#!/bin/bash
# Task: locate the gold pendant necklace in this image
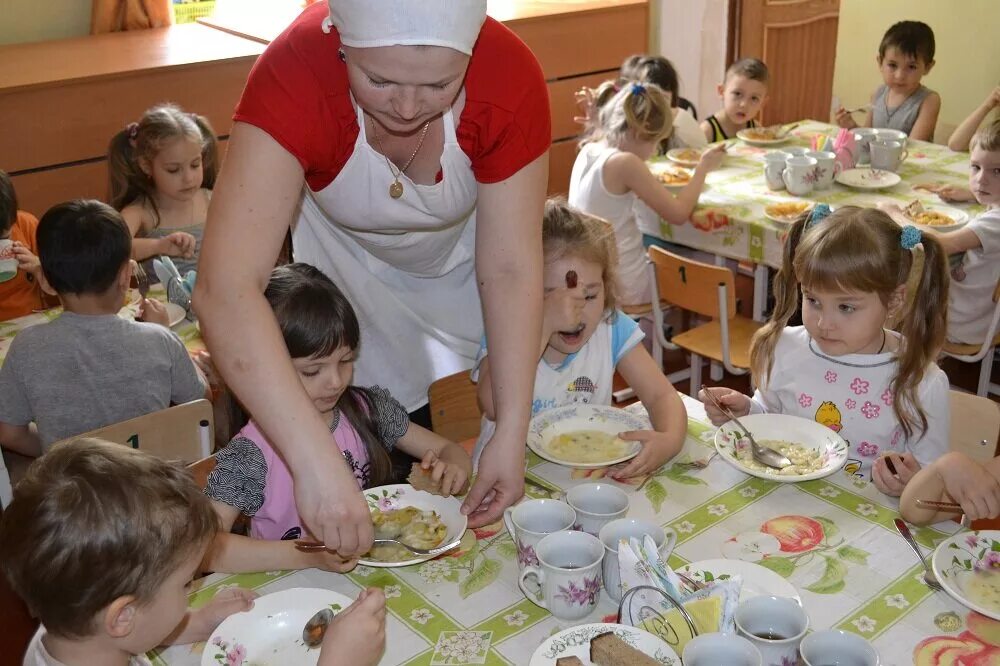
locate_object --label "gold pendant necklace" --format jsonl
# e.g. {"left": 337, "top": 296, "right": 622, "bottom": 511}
{"left": 369, "top": 116, "right": 431, "bottom": 199}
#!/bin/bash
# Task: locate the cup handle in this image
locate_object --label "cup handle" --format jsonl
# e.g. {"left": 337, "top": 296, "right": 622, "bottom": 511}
{"left": 833, "top": 161, "right": 843, "bottom": 176}
{"left": 900, "top": 148, "right": 909, "bottom": 162}
{"left": 503, "top": 507, "right": 515, "bottom": 540}
{"left": 518, "top": 566, "right": 547, "bottom": 608}
{"left": 781, "top": 167, "right": 793, "bottom": 189}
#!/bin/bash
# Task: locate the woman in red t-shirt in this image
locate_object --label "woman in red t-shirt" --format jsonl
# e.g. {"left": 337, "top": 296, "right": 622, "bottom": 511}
{"left": 195, "top": 1, "right": 550, "bottom": 557}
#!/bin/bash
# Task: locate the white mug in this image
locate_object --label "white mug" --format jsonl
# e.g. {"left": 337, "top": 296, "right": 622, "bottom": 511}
{"left": 503, "top": 499, "right": 576, "bottom": 575}
{"left": 0, "top": 239, "right": 17, "bottom": 284}
{"left": 683, "top": 633, "right": 763, "bottom": 666}
{"left": 599, "top": 518, "right": 677, "bottom": 602}
{"left": 876, "top": 128, "right": 908, "bottom": 146}
{"left": 783, "top": 147, "right": 809, "bottom": 158}
{"left": 566, "top": 483, "right": 629, "bottom": 536}
{"left": 735, "top": 596, "right": 809, "bottom": 666}
{"left": 782, "top": 156, "right": 818, "bottom": 197}
{"left": 518, "top": 529, "right": 604, "bottom": 621}
{"left": 800, "top": 629, "right": 880, "bottom": 665}
{"left": 763, "top": 151, "right": 788, "bottom": 191}
{"left": 806, "top": 150, "right": 842, "bottom": 190}
{"left": 853, "top": 128, "right": 879, "bottom": 165}
{"left": 870, "top": 139, "right": 908, "bottom": 172}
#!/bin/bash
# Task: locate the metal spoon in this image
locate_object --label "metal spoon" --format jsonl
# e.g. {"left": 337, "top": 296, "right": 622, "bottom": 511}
{"left": 893, "top": 518, "right": 943, "bottom": 591}
{"left": 295, "top": 537, "right": 461, "bottom": 557}
{"left": 302, "top": 607, "right": 334, "bottom": 649}
{"left": 700, "top": 385, "right": 791, "bottom": 470}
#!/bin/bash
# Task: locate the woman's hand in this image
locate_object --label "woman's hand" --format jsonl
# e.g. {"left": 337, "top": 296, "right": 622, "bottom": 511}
{"left": 296, "top": 448, "right": 375, "bottom": 558}
{"left": 610, "top": 430, "right": 676, "bottom": 480}
{"left": 937, "top": 452, "right": 1000, "bottom": 521}
{"left": 462, "top": 430, "right": 525, "bottom": 528}
{"left": 697, "top": 386, "right": 750, "bottom": 426}
{"left": 872, "top": 452, "right": 920, "bottom": 496}
{"left": 159, "top": 231, "right": 197, "bottom": 258}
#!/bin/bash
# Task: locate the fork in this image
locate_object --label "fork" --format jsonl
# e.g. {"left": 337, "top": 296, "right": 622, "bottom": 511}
{"left": 672, "top": 452, "right": 719, "bottom": 471}
{"left": 294, "top": 537, "right": 462, "bottom": 557}
{"left": 132, "top": 261, "right": 150, "bottom": 299}
{"left": 843, "top": 104, "right": 872, "bottom": 115}
{"left": 893, "top": 518, "right": 943, "bottom": 591}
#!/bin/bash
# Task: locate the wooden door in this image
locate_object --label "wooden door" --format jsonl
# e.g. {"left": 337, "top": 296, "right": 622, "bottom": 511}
{"left": 735, "top": 0, "right": 840, "bottom": 125}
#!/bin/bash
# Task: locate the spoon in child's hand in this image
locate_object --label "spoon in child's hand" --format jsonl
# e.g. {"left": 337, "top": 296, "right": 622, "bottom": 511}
{"left": 302, "top": 607, "right": 335, "bottom": 649}
{"left": 565, "top": 270, "right": 578, "bottom": 289}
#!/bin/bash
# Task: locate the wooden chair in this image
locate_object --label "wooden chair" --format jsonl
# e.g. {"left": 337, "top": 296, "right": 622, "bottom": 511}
{"left": 647, "top": 245, "right": 764, "bottom": 396}
{"left": 941, "top": 278, "right": 1000, "bottom": 398}
{"left": 428, "top": 371, "right": 481, "bottom": 443}
{"left": 949, "top": 390, "right": 1000, "bottom": 462}
{"left": 188, "top": 455, "right": 218, "bottom": 490}
{"left": 49, "top": 400, "right": 214, "bottom": 464}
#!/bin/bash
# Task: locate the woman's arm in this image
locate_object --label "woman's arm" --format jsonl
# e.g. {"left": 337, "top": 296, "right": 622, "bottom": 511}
{"left": 461, "top": 152, "right": 548, "bottom": 527}
{"left": 948, "top": 87, "right": 1000, "bottom": 151}
{"left": 909, "top": 92, "right": 941, "bottom": 143}
{"left": 193, "top": 122, "right": 373, "bottom": 558}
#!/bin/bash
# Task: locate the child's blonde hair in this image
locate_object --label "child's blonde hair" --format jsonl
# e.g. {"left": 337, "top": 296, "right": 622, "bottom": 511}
{"left": 107, "top": 103, "right": 218, "bottom": 227}
{"left": 971, "top": 118, "right": 1000, "bottom": 152}
{"left": 750, "top": 206, "right": 949, "bottom": 440}
{"left": 580, "top": 80, "right": 673, "bottom": 148}
{"left": 542, "top": 198, "right": 620, "bottom": 315}
{"left": 0, "top": 438, "right": 218, "bottom": 639}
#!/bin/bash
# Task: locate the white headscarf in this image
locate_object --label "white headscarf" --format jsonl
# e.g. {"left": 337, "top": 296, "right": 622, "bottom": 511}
{"left": 323, "top": 0, "right": 488, "bottom": 56}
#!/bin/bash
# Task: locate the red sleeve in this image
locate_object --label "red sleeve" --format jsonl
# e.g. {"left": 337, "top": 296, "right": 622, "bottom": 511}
{"left": 459, "top": 18, "right": 551, "bottom": 184}
{"left": 233, "top": 3, "right": 357, "bottom": 192}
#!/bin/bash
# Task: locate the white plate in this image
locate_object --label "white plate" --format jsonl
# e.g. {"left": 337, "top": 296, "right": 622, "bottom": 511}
{"left": 666, "top": 148, "right": 703, "bottom": 168}
{"left": 714, "top": 413, "right": 849, "bottom": 482}
{"left": 202, "top": 587, "right": 353, "bottom": 666}
{"left": 360, "top": 484, "right": 467, "bottom": 567}
{"left": 763, "top": 202, "right": 814, "bottom": 225}
{"left": 527, "top": 404, "right": 649, "bottom": 468}
{"left": 679, "top": 558, "right": 802, "bottom": 604}
{"left": 649, "top": 163, "right": 693, "bottom": 190}
{"left": 835, "top": 168, "right": 902, "bottom": 190}
{"left": 904, "top": 203, "right": 970, "bottom": 232}
{"left": 737, "top": 128, "right": 790, "bottom": 146}
{"left": 165, "top": 302, "right": 186, "bottom": 328}
{"left": 530, "top": 623, "right": 680, "bottom": 665}
{"left": 932, "top": 530, "right": 1000, "bottom": 621}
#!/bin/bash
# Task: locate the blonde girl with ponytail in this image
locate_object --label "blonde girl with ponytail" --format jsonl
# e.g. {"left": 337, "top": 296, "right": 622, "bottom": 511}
{"left": 699, "top": 205, "right": 952, "bottom": 497}
{"left": 568, "top": 81, "right": 725, "bottom": 305}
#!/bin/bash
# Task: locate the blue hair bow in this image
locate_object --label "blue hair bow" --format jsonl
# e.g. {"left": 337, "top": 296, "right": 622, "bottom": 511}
{"left": 900, "top": 225, "right": 922, "bottom": 250}
{"left": 630, "top": 82, "right": 645, "bottom": 95}
{"left": 807, "top": 203, "right": 832, "bottom": 227}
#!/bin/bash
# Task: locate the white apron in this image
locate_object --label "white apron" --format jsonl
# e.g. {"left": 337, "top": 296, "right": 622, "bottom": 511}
{"left": 292, "top": 99, "right": 481, "bottom": 411}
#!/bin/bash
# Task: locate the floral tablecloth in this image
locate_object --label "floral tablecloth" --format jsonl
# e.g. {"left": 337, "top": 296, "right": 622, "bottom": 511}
{"left": 151, "top": 396, "right": 1000, "bottom": 666}
{"left": 648, "top": 120, "right": 984, "bottom": 270}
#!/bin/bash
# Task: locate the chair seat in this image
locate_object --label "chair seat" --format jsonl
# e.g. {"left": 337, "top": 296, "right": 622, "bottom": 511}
{"left": 621, "top": 301, "right": 668, "bottom": 317}
{"left": 670, "top": 316, "right": 763, "bottom": 369}
{"left": 942, "top": 332, "right": 1000, "bottom": 358}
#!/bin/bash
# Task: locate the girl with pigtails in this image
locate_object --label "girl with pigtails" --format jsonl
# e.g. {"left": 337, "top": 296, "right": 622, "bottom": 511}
{"left": 700, "top": 204, "right": 951, "bottom": 496}
{"left": 568, "top": 81, "right": 725, "bottom": 305}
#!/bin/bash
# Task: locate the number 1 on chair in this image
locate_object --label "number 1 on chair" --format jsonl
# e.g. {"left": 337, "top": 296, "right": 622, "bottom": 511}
{"left": 127, "top": 434, "right": 139, "bottom": 449}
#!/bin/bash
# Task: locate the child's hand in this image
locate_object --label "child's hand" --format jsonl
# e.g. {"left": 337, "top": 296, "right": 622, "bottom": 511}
{"left": 138, "top": 297, "right": 171, "bottom": 327}
{"left": 542, "top": 283, "right": 586, "bottom": 341}
{"left": 985, "top": 86, "right": 1000, "bottom": 110}
{"left": 10, "top": 242, "right": 41, "bottom": 277}
{"left": 573, "top": 86, "right": 597, "bottom": 127}
{"left": 937, "top": 452, "right": 1000, "bottom": 521}
{"left": 834, "top": 106, "right": 858, "bottom": 129}
{"left": 419, "top": 449, "right": 470, "bottom": 496}
{"left": 185, "top": 586, "right": 257, "bottom": 643}
{"left": 193, "top": 350, "right": 221, "bottom": 388}
{"left": 610, "top": 430, "right": 677, "bottom": 480}
{"left": 695, "top": 143, "right": 726, "bottom": 174}
{"left": 159, "top": 231, "right": 197, "bottom": 258}
{"left": 302, "top": 547, "right": 360, "bottom": 573}
{"left": 872, "top": 452, "right": 920, "bottom": 496}
{"left": 697, "top": 386, "right": 750, "bottom": 426}
{"left": 319, "top": 588, "right": 386, "bottom": 666}
{"left": 937, "top": 185, "right": 976, "bottom": 203}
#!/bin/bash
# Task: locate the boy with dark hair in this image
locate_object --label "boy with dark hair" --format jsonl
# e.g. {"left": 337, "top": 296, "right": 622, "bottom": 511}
{"left": 701, "top": 57, "right": 770, "bottom": 143}
{"left": 0, "top": 170, "right": 49, "bottom": 320}
{"left": 836, "top": 20, "right": 940, "bottom": 141}
{"left": 0, "top": 200, "right": 208, "bottom": 457}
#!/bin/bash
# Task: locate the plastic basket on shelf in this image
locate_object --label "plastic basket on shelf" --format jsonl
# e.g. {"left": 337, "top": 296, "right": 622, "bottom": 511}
{"left": 172, "top": 1, "right": 216, "bottom": 25}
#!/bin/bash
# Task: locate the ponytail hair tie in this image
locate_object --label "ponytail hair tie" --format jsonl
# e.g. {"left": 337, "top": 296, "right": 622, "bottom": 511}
{"left": 631, "top": 82, "right": 645, "bottom": 95}
{"left": 126, "top": 122, "right": 139, "bottom": 141}
{"left": 900, "top": 225, "right": 922, "bottom": 250}
{"left": 806, "top": 203, "right": 832, "bottom": 227}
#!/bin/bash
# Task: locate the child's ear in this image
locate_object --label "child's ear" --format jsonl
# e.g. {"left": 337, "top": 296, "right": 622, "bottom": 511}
{"left": 888, "top": 283, "right": 907, "bottom": 317}
{"left": 924, "top": 59, "right": 936, "bottom": 75}
{"left": 138, "top": 158, "right": 152, "bottom": 178}
{"left": 117, "top": 260, "right": 133, "bottom": 292}
{"left": 104, "top": 595, "right": 138, "bottom": 638}
{"left": 717, "top": 83, "right": 725, "bottom": 97}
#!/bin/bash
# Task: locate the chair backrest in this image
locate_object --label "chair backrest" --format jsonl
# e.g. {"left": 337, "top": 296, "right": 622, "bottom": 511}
{"left": 188, "top": 455, "right": 217, "bottom": 490}
{"left": 50, "top": 400, "right": 214, "bottom": 464}
{"left": 428, "top": 371, "right": 481, "bottom": 443}
{"left": 647, "top": 245, "right": 736, "bottom": 320}
{"left": 949, "top": 390, "right": 1000, "bottom": 461}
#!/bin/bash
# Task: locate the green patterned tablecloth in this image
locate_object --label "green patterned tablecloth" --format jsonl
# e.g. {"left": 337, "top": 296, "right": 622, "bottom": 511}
{"left": 152, "top": 396, "right": 999, "bottom": 666}
{"left": 649, "top": 120, "right": 984, "bottom": 268}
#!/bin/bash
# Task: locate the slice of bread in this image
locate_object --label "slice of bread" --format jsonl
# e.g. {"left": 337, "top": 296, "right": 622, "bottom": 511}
{"left": 555, "top": 657, "right": 585, "bottom": 666}
{"left": 590, "top": 631, "right": 661, "bottom": 666}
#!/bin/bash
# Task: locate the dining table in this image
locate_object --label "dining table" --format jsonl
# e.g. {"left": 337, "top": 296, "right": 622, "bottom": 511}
{"left": 645, "top": 120, "right": 985, "bottom": 321}
{"left": 150, "top": 395, "right": 997, "bottom": 666}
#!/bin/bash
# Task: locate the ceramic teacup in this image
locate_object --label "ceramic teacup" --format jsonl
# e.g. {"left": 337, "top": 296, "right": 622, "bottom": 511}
{"left": 877, "top": 128, "right": 908, "bottom": 146}
{"left": 783, "top": 146, "right": 809, "bottom": 158}
{"left": 870, "top": 139, "right": 908, "bottom": 172}
{"left": 782, "top": 156, "right": 818, "bottom": 197}
{"left": 599, "top": 518, "right": 677, "bottom": 602}
{"left": 806, "top": 150, "right": 842, "bottom": 189}
{"left": 763, "top": 151, "right": 788, "bottom": 190}
{"left": 682, "top": 633, "right": 763, "bottom": 666}
{"left": 735, "top": 596, "right": 809, "bottom": 666}
{"left": 853, "top": 128, "right": 879, "bottom": 164}
{"left": 0, "top": 239, "right": 17, "bottom": 284}
{"left": 566, "top": 483, "right": 629, "bottom": 536}
{"left": 503, "top": 499, "right": 576, "bottom": 575}
{"left": 518, "top": 529, "right": 604, "bottom": 621}
{"left": 800, "top": 629, "right": 880, "bottom": 665}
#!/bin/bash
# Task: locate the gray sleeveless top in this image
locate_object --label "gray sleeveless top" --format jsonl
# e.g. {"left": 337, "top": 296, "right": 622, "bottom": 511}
{"left": 872, "top": 84, "right": 932, "bottom": 135}
{"left": 144, "top": 223, "right": 202, "bottom": 277}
